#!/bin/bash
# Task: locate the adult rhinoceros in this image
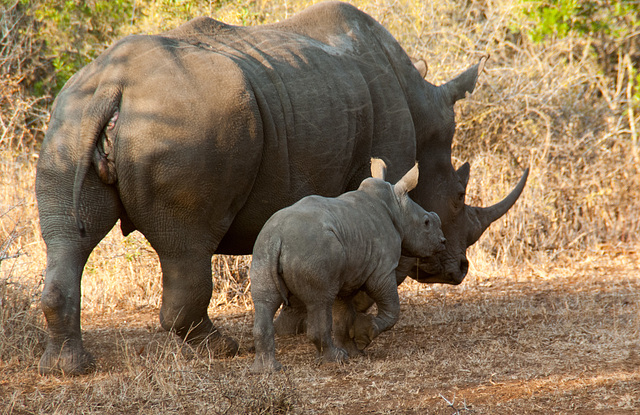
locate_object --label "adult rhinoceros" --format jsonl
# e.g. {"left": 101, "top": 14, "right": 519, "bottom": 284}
{"left": 35, "top": 1, "right": 527, "bottom": 375}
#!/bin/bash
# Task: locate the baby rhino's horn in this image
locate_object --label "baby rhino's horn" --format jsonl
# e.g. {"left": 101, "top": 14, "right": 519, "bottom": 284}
{"left": 394, "top": 163, "right": 419, "bottom": 196}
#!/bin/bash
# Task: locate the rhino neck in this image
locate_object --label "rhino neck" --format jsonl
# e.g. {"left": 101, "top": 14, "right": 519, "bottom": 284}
{"left": 414, "top": 89, "right": 457, "bottom": 154}
{"left": 359, "top": 181, "right": 407, "bottom": 240}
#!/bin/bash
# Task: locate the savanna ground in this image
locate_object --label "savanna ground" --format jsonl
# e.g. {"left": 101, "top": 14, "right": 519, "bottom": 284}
{"left": 1, "top": 0, "right": 640, "bottom": 413}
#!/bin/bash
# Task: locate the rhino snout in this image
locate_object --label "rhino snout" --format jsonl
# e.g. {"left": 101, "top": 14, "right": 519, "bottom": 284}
{"left": 445, "top": 256, "right": 469, "bottom": 285}
{"left": 437, "top": 237, "right": 446, "bottom": 252}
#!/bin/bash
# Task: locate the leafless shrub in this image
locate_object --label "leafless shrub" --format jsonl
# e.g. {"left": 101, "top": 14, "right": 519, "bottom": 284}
{"left": 1, "top": 1, "right": 49, "bottom": 150}
{"left": 0, "top": 207, "right": 46, "bottom": 370}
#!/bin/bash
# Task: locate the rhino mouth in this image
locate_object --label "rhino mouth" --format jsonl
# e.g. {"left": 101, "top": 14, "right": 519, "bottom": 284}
{"left": 405, "top": 257, "right": 467, "bottom": 285}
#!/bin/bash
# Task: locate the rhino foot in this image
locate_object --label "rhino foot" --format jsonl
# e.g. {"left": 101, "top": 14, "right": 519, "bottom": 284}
{"left": 351, "top": 313, "right": 377, "bottom": 351}
{"left": 319, "top": 346, "right": 349, "bottom": 365}
{"left": 333, "top": 335, "right": 365, "bottom": 358}
{"left": 344, "top": 341, "right": 366, "bottom": 358}
{"left": 38, "top": 341, "right": 96, "bottom": 376}
{"left": 195, "top": 331, "right": 239, "bottom": 357}
{"left": 250, "top": 356, "right": 284, "bottom": 373}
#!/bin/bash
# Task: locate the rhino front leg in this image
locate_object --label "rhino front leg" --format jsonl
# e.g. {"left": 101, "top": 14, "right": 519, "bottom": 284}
{"left": 353, "top": 273, "right": 400, "bottom": 350}
{"left": 158, "top": 254, "right": 238, "bottom": 356}
{"left": 351, "top": 268, "right": 408, "bottom": 314}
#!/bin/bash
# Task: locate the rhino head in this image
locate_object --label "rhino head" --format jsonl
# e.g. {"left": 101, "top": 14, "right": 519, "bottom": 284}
{"left": 369, "top": 158, "right": 447, "bottom": 259}
{"left": 402, "top": 57, "right": 529, "bottom": 285}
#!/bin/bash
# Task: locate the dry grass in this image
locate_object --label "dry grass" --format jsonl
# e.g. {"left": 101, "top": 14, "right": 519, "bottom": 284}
{"left": 2, "top": 0, "right": 640, "bottom": 413}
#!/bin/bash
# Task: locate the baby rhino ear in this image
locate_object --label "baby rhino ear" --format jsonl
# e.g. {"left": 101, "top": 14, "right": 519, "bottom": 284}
{"left": 394, "top": 163, "right": 419, "bottom": 197}
{"left": 370, "top": 158, "right": 387, "bottom": 180}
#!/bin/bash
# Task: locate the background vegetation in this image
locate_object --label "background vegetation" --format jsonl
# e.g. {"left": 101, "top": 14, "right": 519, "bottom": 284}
{"left": 1, "top": 0, "right": 639, "bottom": 413}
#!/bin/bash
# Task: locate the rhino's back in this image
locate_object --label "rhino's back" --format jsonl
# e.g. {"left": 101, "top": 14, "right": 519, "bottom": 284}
{"left": 186, "top": 4, "right": 423, "bottom": 253}
{"left": 271, "top": 192, "right": 402, "bottom": 277}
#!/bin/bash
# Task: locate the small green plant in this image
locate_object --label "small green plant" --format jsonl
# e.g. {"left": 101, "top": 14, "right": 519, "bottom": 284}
{"left": 520, "top": 0, "right": 639, "bottom": 42}
{"left": 519, "top": 0, "right": 640, "bottom": 158}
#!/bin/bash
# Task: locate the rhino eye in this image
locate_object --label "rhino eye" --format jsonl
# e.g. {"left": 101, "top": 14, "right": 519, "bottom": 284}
{"left": 424, "top": 218, "right": 430, "bottom": 227}
{"left": 452, "top": 191, "right": 465, "bottom": 210}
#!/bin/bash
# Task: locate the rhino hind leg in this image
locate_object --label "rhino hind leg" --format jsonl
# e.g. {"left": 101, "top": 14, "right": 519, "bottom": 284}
{"left": 157, "top": 254, "right": 238, "bottom": 357}
{"left": 39, "top": 256, "right": 98, "bottom": 376}
{"left": 273, "top": 296, "right": 307, "bottom": 335}
{"left": 251, "top": 296, "right": 284, "bottom": 373}
{"left": 37, "top": 165, "right": 123, "bottom": 375}
{"left": 306, "top": 303, "right": 348, "bottom": 364}
{"left": 38, "top": 247, "right": 98, "bottom": 376}
{"left": 332, "top": 298, "right": 364, "bottom": 358}
{"left": 39, "top": 332, "right": 95, "bottom": 376}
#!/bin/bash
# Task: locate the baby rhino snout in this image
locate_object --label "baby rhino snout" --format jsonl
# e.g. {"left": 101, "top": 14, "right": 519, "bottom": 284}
{"left": 425, "top": 212, "right": 446, "bottom": 252}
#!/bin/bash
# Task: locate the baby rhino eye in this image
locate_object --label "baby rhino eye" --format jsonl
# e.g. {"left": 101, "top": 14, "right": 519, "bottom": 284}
{"left": 424, "top": 218, "right": 430, "bottom": 227}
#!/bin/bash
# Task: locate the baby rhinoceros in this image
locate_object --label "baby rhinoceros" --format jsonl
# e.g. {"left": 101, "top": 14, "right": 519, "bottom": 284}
{"left": 250, "top": 159, "right": 445, "bottom": 372}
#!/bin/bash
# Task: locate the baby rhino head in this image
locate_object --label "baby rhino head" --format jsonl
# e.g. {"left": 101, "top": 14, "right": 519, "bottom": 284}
{"left": 369, "top": 159, "right": 446, "bottom": 258}
{"left": 403, "top": 207, "right": 446, "bottom": 258}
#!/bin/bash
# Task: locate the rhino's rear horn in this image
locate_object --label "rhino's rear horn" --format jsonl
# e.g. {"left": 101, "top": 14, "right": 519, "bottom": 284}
{"left": 468, "top": 167, "right": 529, "bottom": 245}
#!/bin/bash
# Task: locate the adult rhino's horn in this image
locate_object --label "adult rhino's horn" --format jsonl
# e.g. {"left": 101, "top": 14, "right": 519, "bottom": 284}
{"left": 440, "top": 56, "right": 488, "bottom": 107}
{"left": 467, "top": 167, "right": 529, "bottom": 245}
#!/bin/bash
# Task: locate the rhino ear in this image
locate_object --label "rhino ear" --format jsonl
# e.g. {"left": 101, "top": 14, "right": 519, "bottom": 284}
{"left": 370, "top": 158, "right": 387, "bottom": 180}
{"left": 440, "top": 55, "right": 487, "bottom": 106}
{"left": 394, "top": 163, "right": 419, "bottom": 197}
{"left": 413, "top": 59, "right": 428, "bottom": 78}
{"left": 456, "top": 162, "right": 470, "bottom": 188}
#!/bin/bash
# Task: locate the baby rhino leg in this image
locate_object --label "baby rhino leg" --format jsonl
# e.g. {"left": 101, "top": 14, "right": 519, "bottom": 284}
{"left": 251, "top": 297, "right": 283, "bottom": 373}
{"left": 353, "top": 272, "right": 400, "bottom": 350}
{"left": 332, "top": 298, "right": 364, "bottom": 358}
{"left": 250, "top": 266, "right": 285, "bottom": 372}
{"left": 306, "top": 302, "right": 348, "bottom": 364}
{"left": 274, "top": 295, "right": 307, "bottom": 335}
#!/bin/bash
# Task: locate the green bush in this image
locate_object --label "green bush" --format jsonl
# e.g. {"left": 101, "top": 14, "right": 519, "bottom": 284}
{"left": 29, "top": 0, "right": 136, "bottom": 96}
{"left": 519, "top": 0, "right": 640, "bottom": 115}
{"left": 520, "top": 0, "right": 639, "bottom": 42}
{"left": 9, "top": 0, "right": 256, "bottom": 98}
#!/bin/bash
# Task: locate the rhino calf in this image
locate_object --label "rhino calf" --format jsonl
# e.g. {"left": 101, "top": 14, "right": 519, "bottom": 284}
{"left": 250, "top": 159, "right": 445, "bottom": 372}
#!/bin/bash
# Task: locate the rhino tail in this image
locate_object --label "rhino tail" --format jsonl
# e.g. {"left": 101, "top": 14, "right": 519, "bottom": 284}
{"left": 271, "top": 236, "right": 290, "bottom": 306}
{"left": 72, "top": 84, "right": 122, "bottom": 237}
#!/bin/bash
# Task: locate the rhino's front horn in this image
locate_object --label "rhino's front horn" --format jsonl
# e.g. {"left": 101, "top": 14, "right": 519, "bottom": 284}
{"left": 467, "top": 168, "right": 529, "bottom": 245}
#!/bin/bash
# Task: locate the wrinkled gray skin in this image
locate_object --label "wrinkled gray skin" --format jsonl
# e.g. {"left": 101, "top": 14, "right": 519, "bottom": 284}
{"left": 35, "top": 1, "right": 528, "bottom": 375}
{"left": 251, "top": 160, "right": 446, "bottom": 372}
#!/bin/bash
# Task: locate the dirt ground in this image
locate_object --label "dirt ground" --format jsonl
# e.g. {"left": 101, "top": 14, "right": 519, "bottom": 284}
{"left": 3, "top": 249, "right": 638, "bottom": 414}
